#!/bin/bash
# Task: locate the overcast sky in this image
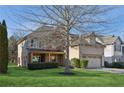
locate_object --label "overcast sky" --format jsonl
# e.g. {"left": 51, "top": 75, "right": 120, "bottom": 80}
{"left": 0, "top": 5, "right": 124, "bottom": 39}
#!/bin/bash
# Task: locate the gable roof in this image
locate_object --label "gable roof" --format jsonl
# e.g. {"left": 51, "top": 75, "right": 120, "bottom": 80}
{"left": 17, "top": 26, "right": 78, "bottom": 45}
{"left": 70, "top": 32, "right": 104, "bottom": 47}
{"left": 17, "top": 26, "right": 56, "bottom": 45}
{"left": 100, "top": 36, "right": 123, "bottom": 45}
{"left": 71, "top": 39, "right": 104, "bottom": 46}
{"left": 70, "top": 32, "right": 124, "bottom": 47}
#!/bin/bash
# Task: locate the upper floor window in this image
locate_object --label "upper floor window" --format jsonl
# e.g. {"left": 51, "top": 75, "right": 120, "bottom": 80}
{"left": 39, "top": 41, "right": 41, "bottom": 48}
{"left": 122, "top": 46, "right": 124, "bottom": 53}
{"left": 30, "top": 39, "right": 42, "bottom": 48}
{"left": 31, "top": 39, "right": 34, "bottom": 47}
{"left": 114, "top": 42, "right": 121, "bottom": 51}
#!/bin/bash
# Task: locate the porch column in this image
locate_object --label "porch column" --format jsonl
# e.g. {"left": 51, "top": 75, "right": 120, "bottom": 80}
{"left": 48, "top": 53, "right": 51, "bottom": 62}
{"left": 101, "top": 56, "right": 104, "bottom": 67}
{"left": 30, "top": 52, "right": 33, "bottom": 63}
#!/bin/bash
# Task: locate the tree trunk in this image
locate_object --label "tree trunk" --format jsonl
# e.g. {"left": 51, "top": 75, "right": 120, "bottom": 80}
{"left": 64, "top": 29, "right": 71, "bottom": 73}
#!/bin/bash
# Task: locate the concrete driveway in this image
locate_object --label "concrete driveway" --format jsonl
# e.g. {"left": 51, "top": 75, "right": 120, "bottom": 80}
{"left": 88, "top": 68, "right": 124, "bottom": 74}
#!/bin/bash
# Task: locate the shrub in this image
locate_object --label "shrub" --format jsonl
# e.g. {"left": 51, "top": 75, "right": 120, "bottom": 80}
{"left": 71, "top": 58, "right": 80, "bottom": 68}
{"left": 112, "top": 62, "right": 124, "bottom": 68}
{"left": 71, "top": 58, "right": 88, "bottom": 68}
{"left": 80, "top": 59, "right": 88, "bottom": 68}
{"left": 104, "top": 61, "right": 112, "bottom": 68}
{"left": 104, "top": 61, "right": 124, "bottom": 68}
{"left": 28, "top": 62, "right": 58, "bottom": 70}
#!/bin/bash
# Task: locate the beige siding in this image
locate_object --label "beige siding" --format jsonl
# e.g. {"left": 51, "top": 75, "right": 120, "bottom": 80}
{"left": 17, "top": 42, "right": 23, "bottom": 66}
{"left": 69, "top": 46, "right": 79, "bottom": 60}
{"left": 80, "top": 45, "right": 104, "bottom": 55}
{"left": 80, "top": 45, "right": 104, "bottom": 68}
{"left": 17, "top": 40, "right": 27, "bottom": 66}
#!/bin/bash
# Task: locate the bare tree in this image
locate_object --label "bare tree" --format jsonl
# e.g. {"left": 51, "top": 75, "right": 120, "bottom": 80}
{"left": 14, "top": 5, "right": 114, "bottom": 73}
{"left": 8, "top": 35, "right": 17, "bottom": 64}
{"left": 13, "top": 31, "right": 26, "bottom": 40}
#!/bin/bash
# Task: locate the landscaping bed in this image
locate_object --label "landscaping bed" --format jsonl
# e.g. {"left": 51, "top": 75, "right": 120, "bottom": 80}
{"left": 28, "top": 62, "right": 58, "bottom": 70}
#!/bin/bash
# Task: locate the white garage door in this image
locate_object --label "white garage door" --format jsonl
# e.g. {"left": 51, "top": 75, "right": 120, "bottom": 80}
{"left": 86, "top": 57, "right": 101, "bottom": 68}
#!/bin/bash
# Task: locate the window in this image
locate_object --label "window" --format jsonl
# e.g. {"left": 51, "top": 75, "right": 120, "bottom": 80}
{"left": 33, "top": 42, "right": 37, "bottom": 48}
{"left": 31, "top": 39, "right": 34, "bottom": 47}
{"left": 50, "top": 55, "right": 57, "bottom": 62}
{"left": 119, "top": 46, "right": 121, "bottom": 51}
{"left": 34, "top": 41, "right": 39, "bottom": 48}
{"left": 114, "top": 43, "right": 121, "bottom": 51}
{"left": 32, "top": 56, "right": 40, "bottom": 62}
{"left": 122, "top": 46, "right": 124, "bottom": 53}
{"left": 30, "top": 39, "right": 42, "bottom": 48}
{"left": 39, "top": 41, "right": 41, "bottom": 48}
{"left": 36, "top": 41, "right": 39, "bottom": 48}
{"left": 114, "top": 43, "right": 116, "bottom": 51}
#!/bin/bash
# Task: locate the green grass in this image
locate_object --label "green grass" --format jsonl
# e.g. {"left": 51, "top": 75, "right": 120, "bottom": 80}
{"left": 1, "top": 64, "right": 124, "bottom": 87}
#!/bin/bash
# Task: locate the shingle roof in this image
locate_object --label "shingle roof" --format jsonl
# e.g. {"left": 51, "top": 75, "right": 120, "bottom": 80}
{"left": 17, "top": 26, "right": 123, "bottom": 47}
{"left": 100, "top": 36, "right": 118, "bottom": 45}
{"left": 70, "top": 32, "right": 104, "bottom": 46}
{"left": 17, "top": 26, "right": 56, "bottom": 44}
{"left": 71, "top": 33, "right": 123, "bottom": 46}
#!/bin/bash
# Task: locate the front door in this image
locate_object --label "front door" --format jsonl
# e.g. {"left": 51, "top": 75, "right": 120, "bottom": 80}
{"left": 40, "top": 54, "right": 45, "bottom": 62}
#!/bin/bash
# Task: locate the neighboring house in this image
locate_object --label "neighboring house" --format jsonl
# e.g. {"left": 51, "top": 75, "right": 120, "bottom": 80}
{"left": 69, "top": 32, "right": 124, "bottom": 67}
{"left": 69, "top": 32, "right": 104, "bottom": 68}
{"left": 121, "top": 44, "right": 124, "bottom": 61}
{"left": 98, "top": 35, "right": 123, "bottom": 63}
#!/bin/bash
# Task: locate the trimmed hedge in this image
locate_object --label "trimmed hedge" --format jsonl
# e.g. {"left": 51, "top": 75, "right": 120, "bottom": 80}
{"left": 112, "top": 62, "right": 124, "bottom": 68}
{"left": 80, "top": 59, "right": 88, "bottom": 68}
{"left": 71, "top": 58, "right": 80, "bottom": 68}
{"left": 71, "top": 58, "right": 88, "bottom": 68}
{"left": 104, "top": 61, "right": 124, "bottom": 68}
{"left": 28, "top": 62, "right": 59, "bottom": 70}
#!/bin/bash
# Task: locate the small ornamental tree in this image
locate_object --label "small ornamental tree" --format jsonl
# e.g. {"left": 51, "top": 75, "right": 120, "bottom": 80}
{"left": 0, "top": 20, "right": 8, "bottom": 73}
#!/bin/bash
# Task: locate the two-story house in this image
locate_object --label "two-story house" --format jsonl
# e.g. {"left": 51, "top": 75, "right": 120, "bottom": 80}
{"left": 97, "top": 35, "right": 123, "bottom": 63}
{"left": 17, "top": 26, "right": 66, "bottom": 67}
{"left": 69, "top": 32, "right": 105, "bottom": 68}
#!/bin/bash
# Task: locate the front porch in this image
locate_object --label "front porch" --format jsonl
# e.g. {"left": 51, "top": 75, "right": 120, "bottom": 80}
{"left": 28, "top": 48, "right": 64, "bottom": 66}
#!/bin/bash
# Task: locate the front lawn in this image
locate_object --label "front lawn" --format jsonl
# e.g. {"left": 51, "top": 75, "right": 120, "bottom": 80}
{"left": 0, "top": 64, "right": 124, "bottom": 87}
